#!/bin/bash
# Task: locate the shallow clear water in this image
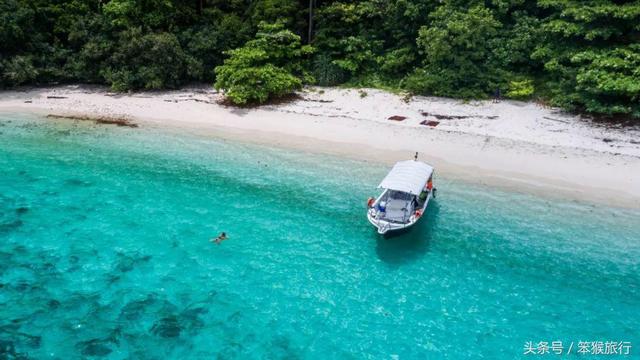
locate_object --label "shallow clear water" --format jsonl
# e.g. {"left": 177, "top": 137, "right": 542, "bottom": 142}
{"left": 1, "top": 113, "right": 639, "bottom": 359}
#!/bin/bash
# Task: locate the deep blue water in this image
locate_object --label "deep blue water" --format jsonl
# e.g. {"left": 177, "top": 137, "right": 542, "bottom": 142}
{"left": 1, "top": 113, "right": 638, "bottom": 359}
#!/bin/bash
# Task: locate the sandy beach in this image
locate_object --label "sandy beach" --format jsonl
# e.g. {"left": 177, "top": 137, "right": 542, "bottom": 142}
{"left": 1, "top": 85, "right": 639, "bottom": 208}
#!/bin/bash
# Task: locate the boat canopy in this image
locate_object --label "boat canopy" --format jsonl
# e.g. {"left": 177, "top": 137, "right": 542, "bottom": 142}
{"left": 377, "top": 160, "right": 434, "bottom": 195}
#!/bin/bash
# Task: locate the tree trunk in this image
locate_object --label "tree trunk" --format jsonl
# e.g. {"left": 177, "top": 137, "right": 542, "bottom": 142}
{"left": 196, "top": 0, "right": 203, "bottom": 15}
{"left": 308, "top": 0, "right": 315, "bottom": 44}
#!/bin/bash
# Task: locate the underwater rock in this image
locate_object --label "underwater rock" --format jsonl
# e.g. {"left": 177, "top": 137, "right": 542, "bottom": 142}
{"left": 22, "top": 261, "right": 58, "bottom": 277}
{"left": 15, "top": 207, "right": 29, "bottom": 215}
{"left": 179, "top": 307, "right": 208, "bottom": 330}
{"left": 41, "top": 262, "right": 58, "bottom": 275}
{"left": 182, "top": 306, "right": 208, "bottom": 318}
{"left": 0, "top": 251, "right": 12, "bottom": 261}
{"left": 103, "top": 328, "right": 122, "bottom": 346}
{"left": 64, "top": 179, "right": 92, "bottom": 187}
{"left": 12, "top": 245, "right": 27, "bottom": 254}
{"left": 216, "top": 341, "right": 244, "bottom": 360}
{"left": 76, "top": 339, "right": 112, "bottom": 357}
{"left": 115, "top": 253, "right": 152, "bottom": 273}
{"left": 47, "top": 299, "right": 61, "bottom": 309}
{"left": 0, "top": 325, "right": 41, "bottom": 350}
{"left": 0, "top": 340, "right": 16, "bottom": 357}
{"left": 226, "top": 311, "right": 242, "bottom": 323}
{"left": 1, "top": 320, "right": 21, "bottom": 332}
{"left": 119, "top": 294, "right": 178, "bottom": 325}
{"left": 13, "top": 281, "right": 33, "bottom": 292}
{"left": 116, "top": 258, "right": 135, "bottom": 273}
{"left": 150, "top": 316, "right": 182, "bottom": 338}
{"left": 271, "top": 335, "right": 290, "bottom": 349}
{"left": 20, "top": 333, "right": 41, "bottom": 349}
{"left": 0, "top": 219, "right": 23, "bottom": 234}
{"left": 119, "top": 296, "right": 157, "bottom": 321}
{"left": 268, "top": 335, "right": 298, "bottom": 359}
{"left": 106, "top": 274, "right": 121, "bottom": 284}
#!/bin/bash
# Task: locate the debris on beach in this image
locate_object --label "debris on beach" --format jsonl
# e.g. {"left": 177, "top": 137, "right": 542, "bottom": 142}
{"left": 421, "top": 112, "right": 498, "bottom": 120}
{"left": 388, "top": 115, "right": 407, "bottom": 121}
{"left": 303, "top": 98, "right": 333, "bottom": 103}
{"left": 420, "top": 120, "right": 440, "bottom": 127}
{"left": 422, "top": 112, "right": 467, "bottom": 120}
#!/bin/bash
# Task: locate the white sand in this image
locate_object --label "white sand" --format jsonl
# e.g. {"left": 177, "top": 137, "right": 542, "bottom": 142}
{"left": 1, "top": 85, "right": 639, "bottom": 208}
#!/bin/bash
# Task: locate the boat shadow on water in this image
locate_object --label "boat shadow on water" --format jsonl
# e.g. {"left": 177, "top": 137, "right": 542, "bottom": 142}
{"left": 374, "top": 201, "right": 440, "bottom": 266}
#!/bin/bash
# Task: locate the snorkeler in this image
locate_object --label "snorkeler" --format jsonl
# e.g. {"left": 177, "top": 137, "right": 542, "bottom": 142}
{"left": 210, "top": 232, "right": 228, "bottom": 245}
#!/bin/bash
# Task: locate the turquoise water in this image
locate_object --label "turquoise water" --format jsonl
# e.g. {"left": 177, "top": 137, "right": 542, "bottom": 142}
{"left": 1, "top": 113, "right": 639, "bottom": 359}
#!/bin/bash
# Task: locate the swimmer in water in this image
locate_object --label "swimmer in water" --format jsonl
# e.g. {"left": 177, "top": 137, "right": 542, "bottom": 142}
{"left": 210, "top": 232, "right": 228, "bottom": 245}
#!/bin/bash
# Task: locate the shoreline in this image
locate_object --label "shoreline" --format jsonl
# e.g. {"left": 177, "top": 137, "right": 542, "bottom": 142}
{"left": 1, "top": 85, "right": 639, "bottom": 208}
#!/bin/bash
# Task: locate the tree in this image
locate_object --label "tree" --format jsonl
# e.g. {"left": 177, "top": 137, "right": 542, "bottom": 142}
{"left": 214, "top": 22, "right": 314, "bottom": 105}
{"left": 102, "top": 29, "right": 201, "bottom": 91}
{"left": 572, "top": 45, "right": 640, "bottom": 117}
{"left": 404, "top": 5, "right": 503, "bottom": 99}
{"left": 0, "top": 0, "right": 637, "bottom": 119}
{"left": 533, "top": 0, "right": 640, "bottom": 118}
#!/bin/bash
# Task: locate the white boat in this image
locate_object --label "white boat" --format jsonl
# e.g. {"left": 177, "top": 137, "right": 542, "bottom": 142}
{"left": 367, "top": 159, "right": 436, "bottom": 235}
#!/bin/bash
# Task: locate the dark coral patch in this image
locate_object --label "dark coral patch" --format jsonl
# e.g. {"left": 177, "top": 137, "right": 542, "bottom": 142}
{"left": 76, "top": 339, "right": 113, "bottom": 357}
{"left": 151, "top": 316, "right": 182, "bottom": 338}
{"left": 0, "top": 220, "right": 23, "bottom": 234}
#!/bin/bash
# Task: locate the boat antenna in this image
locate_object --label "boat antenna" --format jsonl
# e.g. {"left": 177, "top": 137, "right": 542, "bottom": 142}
{"left": 414, "top": 152, "right": 418, "bottom": 161}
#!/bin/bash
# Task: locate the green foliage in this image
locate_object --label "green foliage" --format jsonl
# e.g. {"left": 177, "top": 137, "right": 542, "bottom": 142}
{"left": 0, "top": 0, "right": 254, "bottom": 89}
{"left": 0, "top": 0, "right": 36, "bottom": 53}
{"left": 378, "top": 47, "right": 416, "bottom": 78}
{"left": 248, "top": 0, "right": 303, "bottom": 29}
{"left": 312, "top": 53, "right": 346, "bottom": 86}
{"left": 506, "top": 79, "right": 535, "bottom": 100}
{"left": 1, "top": 56, "right": 38, "bottom": 86}
{"left": 534, "top": 0, "right": 640, "bottom": 117}
{"left": 103, "top": 30, "right": 200, "bottom": 91}
{"left": 407, "top": 5, "right": 503, "bottom": 99}
{"left": 0, "top": 0, "right": 638, "bottom": 119}
{"left": 572, "top": 45, "right": 640, "bottom": 117}
{"left": 214, "top": 23, "right": 314, "bottom": 105}
{"left": 179, "top": 11, "right": 251, "bottom": 81}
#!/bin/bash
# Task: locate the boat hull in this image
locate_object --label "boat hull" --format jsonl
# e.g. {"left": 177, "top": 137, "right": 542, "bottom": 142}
{"left": 367, "top": 212, "right": 419, "bottom": 234}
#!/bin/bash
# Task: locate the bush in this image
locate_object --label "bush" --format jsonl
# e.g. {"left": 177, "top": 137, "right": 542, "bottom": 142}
{"left": 102, "top": 30, "right": 200, "bottom": 91}
{"left": 179, "top": 12, "right": 252, "bottom": 82}
{"left": 214, "top": 22, "right": 313, "bottom": 105}
{"left": 312, "top": 53, "right": 346, "bottom": 86}
{"left": 572, "top": 45, "right": 640, "bottom": 117}
{"left": 506, "top": 79, "right": 535, "bottom": 100}
{"left": 407, "top": 5, "right": 504, "bottom": 99}
{"left": 0, "top": 56, "right": 38, "bottom": 86}
{"left": 216, "top": 63, "right": 302, "bottom": 104}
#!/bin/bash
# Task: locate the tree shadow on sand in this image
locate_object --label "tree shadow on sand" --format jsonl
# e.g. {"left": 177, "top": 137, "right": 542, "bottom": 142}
{"left": 374, "top": 201, "right": 440, "bottom": 266}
